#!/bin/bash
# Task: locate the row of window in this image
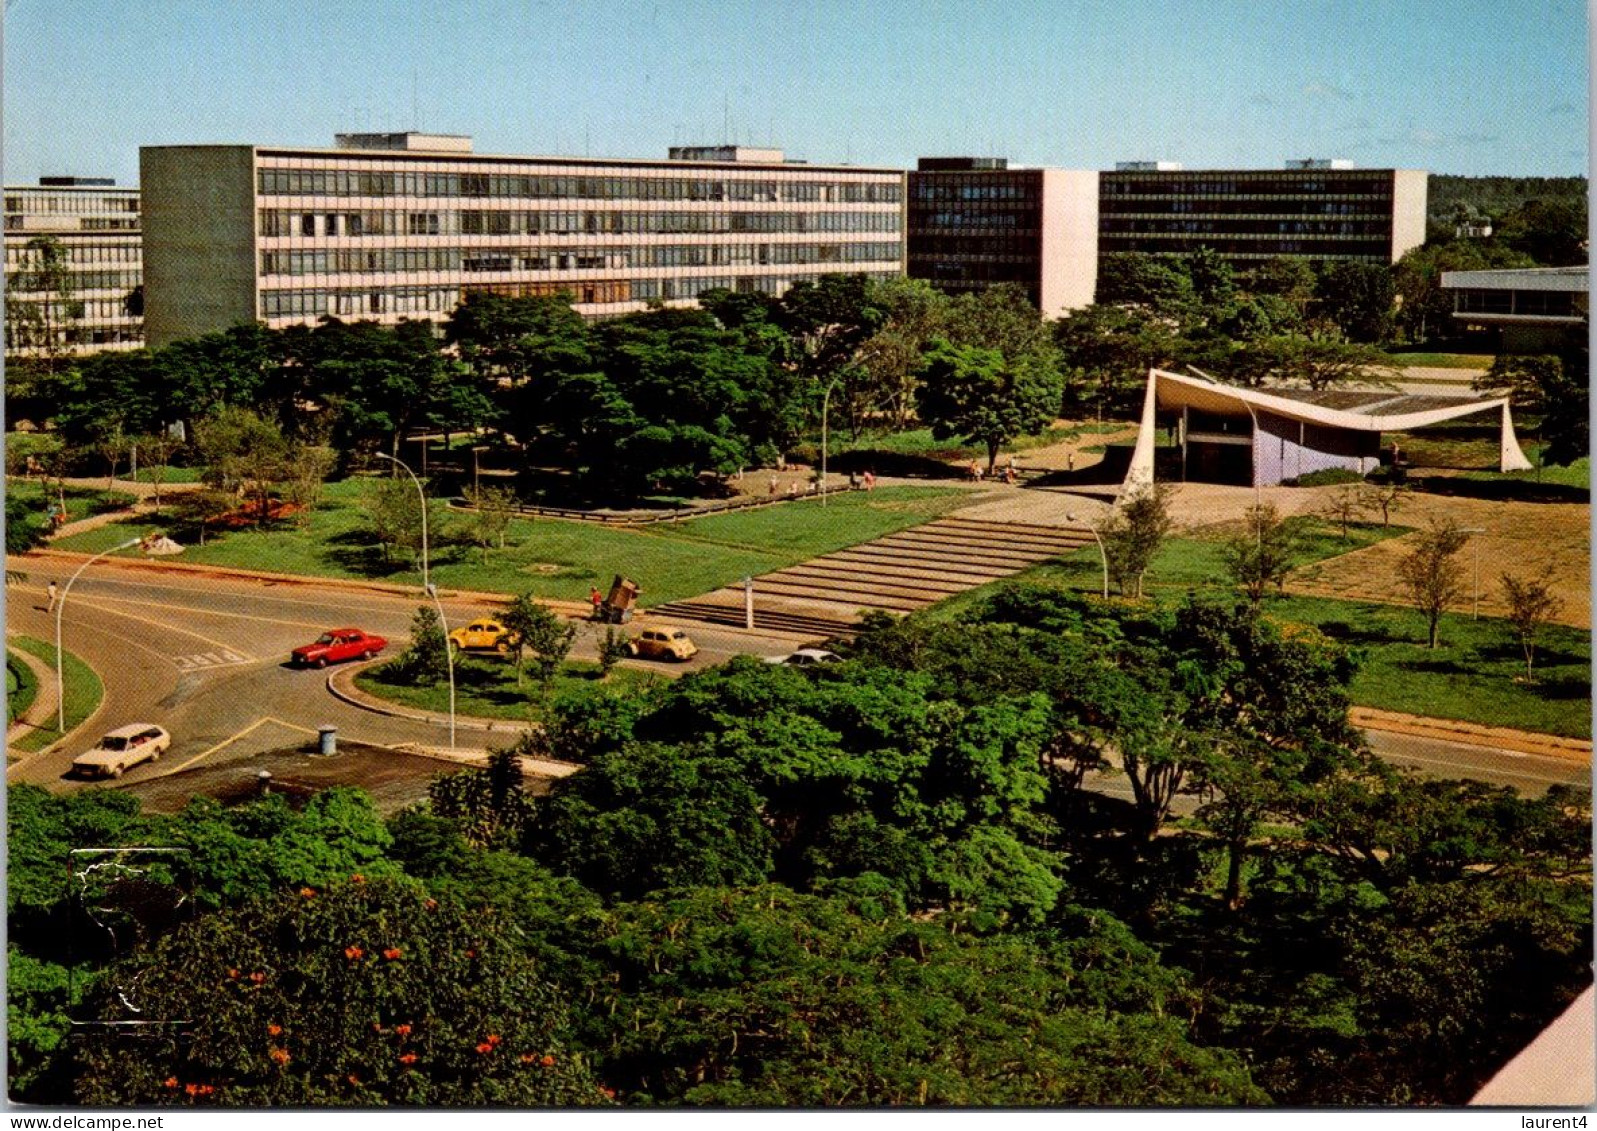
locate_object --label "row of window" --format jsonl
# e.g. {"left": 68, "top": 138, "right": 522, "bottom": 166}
{"left": 5, "top": 244, "right": 141, "bottom": 268}
{"left": 259, "top": 269, "right": 902, "bottom": 318}
{"left": 1453, "top": 289, "right": 1585, "bottom": 317}
{"left": 908, "top": 235, "right": 1043, "bottom": 259}
{"left": 6, "top": 269, "right": 141, "bottom": 291}
{"left": 1102, "top": 177, "right": 1395, "bottom": 197}
{"left": 257, "top": 167, "right": 902, "bottom": 204}
{"left": 1102, "top": 200, "right": 1392, "bottom": 216}
{"left": 3, "top": 193, "right": 139, "bottom": 215}
{"left": 259, "top": 238, "right": 903, "bottom": 277}
{"left": 909, "top": 182, "right": 1040, "bottom": 203}
{"left": 911, "top": 211, "right": 1031, "bottom": 230}
{"left": 9, "top": 296, "right": 139, "bottom": 321}
{"left": 1101, "top": 237, "right": 1391, "bottom": 259}
{"left": 258, "top": 208, "right": 902, "bottom": 238}
{"left": 1103, "top": 219, "right": 1391, "bottom": 237}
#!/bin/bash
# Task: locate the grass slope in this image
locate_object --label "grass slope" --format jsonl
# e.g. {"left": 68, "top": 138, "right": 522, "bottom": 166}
{"left": 7, "top": 636, "right": 102, "bottom": 753}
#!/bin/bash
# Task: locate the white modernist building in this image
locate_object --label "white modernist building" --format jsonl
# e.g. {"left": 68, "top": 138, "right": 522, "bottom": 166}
{"left": 1124, "top": 368, "right": 1534, "bottom": 489}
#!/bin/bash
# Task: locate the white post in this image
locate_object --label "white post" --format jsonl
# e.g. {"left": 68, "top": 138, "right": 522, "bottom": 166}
{"left": 374, "top": 452, "right": 429, "bottom": 592}
{"left": 820, "top": 374, "right": 841, "bottom": 507}
{"left": 1067, "top": 513, "right": 1110, "bottom": 600}
{"left": 1460, "top": 528, "right": 1486, "bottom": 619}
{"left": 744, "top": 575, "right": 754, "bottom": 630}
{"left": 56, "top": 537, "right": 142, "bottom": 733}
{"left": 425, "top": 582, "right": 456, "bottom": 750}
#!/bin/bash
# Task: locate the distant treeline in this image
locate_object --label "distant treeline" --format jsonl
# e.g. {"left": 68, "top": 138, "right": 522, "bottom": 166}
{"left": 1428, "top": 174, "right": 1588, "bottom": 226}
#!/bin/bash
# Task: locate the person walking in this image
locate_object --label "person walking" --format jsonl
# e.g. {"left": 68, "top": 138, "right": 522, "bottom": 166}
{"left": 46, "top": 579, "right": 58, "bottom": 613}
{"left": 590, "top": 586, "right": 604, "bottom": 620}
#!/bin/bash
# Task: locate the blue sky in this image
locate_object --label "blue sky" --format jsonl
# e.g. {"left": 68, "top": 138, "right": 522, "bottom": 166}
{"left": 3, "top": 0, "right": 1588, "bottom": 185}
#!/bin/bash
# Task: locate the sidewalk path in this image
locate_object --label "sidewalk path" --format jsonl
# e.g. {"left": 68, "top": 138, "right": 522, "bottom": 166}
{"left": 5, "top": 633, "right": 62, "bottom": 749}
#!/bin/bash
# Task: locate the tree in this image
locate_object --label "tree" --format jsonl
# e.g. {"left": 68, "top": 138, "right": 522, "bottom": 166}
{"left": 499, "top": 595, "right": 574, "bottom": 688}
{"left": 1396, "top": 519, "right": 1469, "bottom": 648}
{"left": 6, "top": 235, "right": 83, "bottom": 373}
{"left": 855, "top": 276, "right": 951, "bottom": 429}
{"left": 132, "top": 431, "right": 182, "bottom": 515}
{"left": 73, "top": 877, "right": 605, "bottom": 1107}
{"left": 1500, "top": 570, "right": 1563, "bottom": 682}
{"left": 1363, "top": 482, "right": 1406, "bottom": 528}
{"left": 461, "top": 486, "right": 518, "bottom": 564}
{"left": 427, "top": 744, "right": 537, "bottom": 851}
{"left": 170, "top": 488, "right": 237, "bottom": 546}
{"left": 193, "top": 407, "right": 290, "bottom": 525}
{"left": 396, "top": 605, "right": 449, "bottom": 686}
{"left": 915, "top": 341, "right": 1063, "bottom": 473}
{"left": 1318, "top": 486, "right": 1368, "bottom": 540}
{"left": 365, "top": 476, "right": 427, "bottom": 569}
{"left": 1235, "top": 332, "right": 1396, "bottom": 391}
{"left": 282, "top": 442, "right": 337, "bottom": 529}
{"left": 5, "top": 493, "right": 48, "bottom": 554}
{"left": 1473, "top": 352, "right": 1589, "bottom": 466}
{"left": 1314, "top": 261, "right": 1396, "bottom": 343}
{"left": 1497, "top": 196, "right": 1588, "bottom": 266}
{"left": 1099, "top": 484, "right": 1176, "bottom": 598}
{"left": 1221, "top": 504, "right": 1299, "bottom": 612}
{"left": 598, "top": 627, "right": 630, "bottom": 680}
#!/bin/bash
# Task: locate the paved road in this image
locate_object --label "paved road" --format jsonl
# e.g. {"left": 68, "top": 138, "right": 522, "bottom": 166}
{"left": 7, "top": 564, "right": 1588, "bottom": 799}
{"left": 5, "top": 565, "right": 803, "bottom": 789}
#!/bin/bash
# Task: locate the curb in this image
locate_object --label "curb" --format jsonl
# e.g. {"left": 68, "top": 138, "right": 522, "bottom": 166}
{"left": 16, "top": 549, "right": 591, "bottom": 618}
{"left": 1351, "top": 706, "right": 1591, "bottom": 763}
{"left": 324, "top": 662, "right": 530, "bottom": 734}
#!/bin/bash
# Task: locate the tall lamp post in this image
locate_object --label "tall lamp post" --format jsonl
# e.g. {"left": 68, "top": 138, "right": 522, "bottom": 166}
{"left": 373, "top": 451, "right": 430, "bottom": 592}
{"left": 55, "top": 537, "right": 142, "bottom": 733}
{"left": 425, "top": 582, "right": 457, "bottom": 751}
{"left": 1066, "top": 512, "right": 1110, "bottom": 600}
{"left": 1461, "top": 527, "right": 1486, "bottom": 619}
{"left": 820, "top": 374, "right": 842, "bottom": 506}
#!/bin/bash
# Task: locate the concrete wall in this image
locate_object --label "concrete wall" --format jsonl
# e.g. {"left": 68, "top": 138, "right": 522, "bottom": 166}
{"left": 140, "top": 146, "right": 260, "bottom": 347}
{"left": 1390, "top": 169, "right": 1429, "bottom": 263}
{"left": 1038, "top": 169, "right": 1098, "bottom": 317}
{"left": 1254, "top": 410, "right": 1381, "bottom": 485}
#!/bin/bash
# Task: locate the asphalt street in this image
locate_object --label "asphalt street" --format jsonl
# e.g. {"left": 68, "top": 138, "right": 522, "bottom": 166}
{"left": 4, "top": 563, "right": 804, "bottom": 789}
{"left": 6, "top": 563, "right": 1589, "bottom": 800}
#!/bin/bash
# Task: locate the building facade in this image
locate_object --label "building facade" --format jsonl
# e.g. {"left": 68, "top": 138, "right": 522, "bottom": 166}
{"left": 906, "top": 158, "right": 1098, "bottom": 318}
{"left": 1099, "top": 161, "right": 1428, "bottom": 268}
{"left": 1441, "top": 265, "right": 1588, "bottom": 354}
{"left": 4, "top": 177, "right": 144, "bottom": 358}
{"left": 140, "top": 133, "right": 905, "bottom": 347}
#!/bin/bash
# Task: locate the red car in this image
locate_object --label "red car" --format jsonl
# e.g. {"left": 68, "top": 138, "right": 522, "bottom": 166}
{"left": 291, "top": 627, "right": 388, "bottom": 668}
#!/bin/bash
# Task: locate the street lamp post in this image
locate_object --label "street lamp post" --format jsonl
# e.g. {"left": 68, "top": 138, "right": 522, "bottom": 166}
{"left": 820, "top": 374, "right": 842, "bottom": 507}
{"left": 1461, "top": 527, "right": 1486, "bottom": 619}
{"left": 55, "top": 537, "right": 142, "bottom": 733}
{"left": 373, "top": 451, "right": 430, "bottom": 592}
{"left": 426, "top": 582, "right": 457, "bottom": 751}
{"left": 1066, "top": 512, "right": 1110, "bottom": 600}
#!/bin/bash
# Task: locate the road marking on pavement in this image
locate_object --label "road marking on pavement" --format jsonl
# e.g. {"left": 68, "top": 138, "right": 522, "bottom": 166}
{"left": 163, "top": 715, "right": 319, "bottom": 776}
{"left": 173, "top": 650, "right": 252, "bottom": 672}
{"left": 68, "top": 594, "right": 247, "bottom": 653}
{"left": 68, "top": 590, "right": 344, "bottom": 633}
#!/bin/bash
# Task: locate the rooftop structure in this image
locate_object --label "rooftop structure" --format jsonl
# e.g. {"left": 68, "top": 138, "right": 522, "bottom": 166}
{"left": 1125, "top": 368, "right": 1532, "bottom": 489}
{"left": 139, "top": 134, "right": 906, "bottom": 346}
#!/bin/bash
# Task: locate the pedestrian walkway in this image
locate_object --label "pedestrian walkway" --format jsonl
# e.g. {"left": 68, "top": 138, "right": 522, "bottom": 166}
{"left": 5, "top": 632, "right": 61, "bottom": 750}
{"left": 651, "top": 514, "right": 1094, "bottom": 636}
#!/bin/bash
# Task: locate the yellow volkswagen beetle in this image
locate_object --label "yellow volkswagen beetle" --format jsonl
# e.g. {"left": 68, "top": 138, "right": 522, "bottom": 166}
{"left": 448, "top": 618, "right": 519, "bottom": 655}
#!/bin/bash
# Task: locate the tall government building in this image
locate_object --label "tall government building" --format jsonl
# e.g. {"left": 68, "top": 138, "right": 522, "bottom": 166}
{"left": 1098, "top": 159, "right": 1428, "bottom": 266}
{"left": 140, "top": 133, "right": 905, "bottom": 347}
{"left": 4, "top": 177, "right": 144, "bottom": 357}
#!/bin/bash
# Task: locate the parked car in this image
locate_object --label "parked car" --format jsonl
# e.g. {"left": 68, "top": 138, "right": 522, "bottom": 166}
{"left": 764, "top": 648, "right": 843, "bottom": 666}
{"left": 72, "top": 723, "right": 170, "bottom": 779}
{"left": 449, "top": 618, "right": 519, "bottom": 654}
{"left": 290, "top": 627, "right": 388, "bottom": 668}
{"left": 627, "top": 627, "right": 699, "bottom": 662}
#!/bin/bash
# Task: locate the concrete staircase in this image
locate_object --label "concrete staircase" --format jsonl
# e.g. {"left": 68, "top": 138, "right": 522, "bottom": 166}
{"left": 651, "top": 517, "right": 1093, "bottom": 639}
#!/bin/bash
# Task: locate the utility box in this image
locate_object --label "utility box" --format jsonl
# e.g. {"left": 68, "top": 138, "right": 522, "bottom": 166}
{"left": 317, "top": 726, "right": 337, "bottom": 756}
{"left": 601, "top": 576, "right": 640, "bottom": 624}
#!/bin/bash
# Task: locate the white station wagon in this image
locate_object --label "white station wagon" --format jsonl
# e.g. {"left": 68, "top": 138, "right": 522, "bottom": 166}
{"left": 72, "top": 724, "right": 171, "bottom": 779}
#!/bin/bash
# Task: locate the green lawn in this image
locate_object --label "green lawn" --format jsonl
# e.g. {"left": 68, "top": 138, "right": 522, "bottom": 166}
{"left": 848, "top": 421, "right": 1134, "bottom": 462}
{"left": 1381, "top": 351, "right": 1494, "bottom": 370}
{"left": 132, "top": 466, "right": 205, "bottom": 485}
{"left": 7, "top": 636, "right": 102, "bottom": 753}
{"left": 922, "top": 520, "right": 1590, "bottom": 738}
{"left": 7, "top": 649, "right": 38, "bottom": 724}
{"left": 52, "top": 480, "right": 969, "bottom": 606}
{"left": 7, "top": 480, "right": 138, "bottom": 524}
{"left": 355, "top": 654, "right": 659, "bottom": 724}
